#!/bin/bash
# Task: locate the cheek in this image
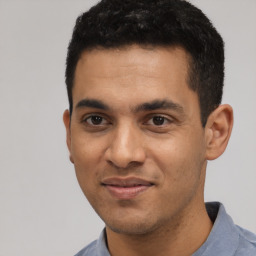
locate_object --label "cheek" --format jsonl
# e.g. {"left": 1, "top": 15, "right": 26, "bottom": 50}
{"left": 71, "top": 135, "right": 105, "bottom": 190}
{"left": 71, "top": 132, "right": 106, "bottom": 164}
{"left": 149, "top": 132, "right": 205, "bottom": 183}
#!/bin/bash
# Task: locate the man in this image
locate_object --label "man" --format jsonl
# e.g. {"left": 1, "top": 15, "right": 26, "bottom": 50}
{"left": 63, "top": 0, "right": 256, "bottom": 255}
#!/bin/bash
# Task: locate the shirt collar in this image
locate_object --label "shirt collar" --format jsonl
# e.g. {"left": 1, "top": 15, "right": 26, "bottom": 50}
{"left": 96, "top": 202, "right": 239, "bottom": 256}
{"left": 192, "top": 202, "right": 239, "bottom": 256}
{"left": 96, "top": 229, "right": 110, "bottom": 256}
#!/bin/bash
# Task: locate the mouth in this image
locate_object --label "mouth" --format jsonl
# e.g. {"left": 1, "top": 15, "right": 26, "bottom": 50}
{"left": 101, "top": 177, "right": 154, "bottom": 199}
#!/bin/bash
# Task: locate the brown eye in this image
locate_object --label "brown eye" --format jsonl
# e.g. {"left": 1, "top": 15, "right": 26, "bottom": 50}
{"left": 85, "top": 115, "right": 106, "bottom": 125}
{"left": 152, "top": 116, "right": 166, "bottom": 126}
{"left": 91, "top": 116, "right": 103, "bottom": 125}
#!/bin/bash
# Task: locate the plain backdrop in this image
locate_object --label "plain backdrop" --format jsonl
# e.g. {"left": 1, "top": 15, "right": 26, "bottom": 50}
{"left": 0, "top": 0, "right": 255, "bottom": 255}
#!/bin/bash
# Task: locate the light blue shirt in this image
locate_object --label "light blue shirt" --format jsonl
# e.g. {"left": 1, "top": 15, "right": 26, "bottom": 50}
{"left": 75, "top": 202, "right": 256, "bottom": 256}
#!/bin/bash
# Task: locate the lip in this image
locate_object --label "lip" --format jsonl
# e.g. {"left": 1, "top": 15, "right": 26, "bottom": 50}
{"left": 102, "top": 177, "right": 153, "bottom": 199}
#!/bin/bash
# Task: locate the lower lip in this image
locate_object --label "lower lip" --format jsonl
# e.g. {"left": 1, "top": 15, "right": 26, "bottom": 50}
{"left": 104, "top": 185, "right": 151, "bottom": 199}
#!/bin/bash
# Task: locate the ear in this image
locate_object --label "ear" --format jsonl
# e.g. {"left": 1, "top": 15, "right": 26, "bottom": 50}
{"left": 63, "top": 109, "right": 74, "bottom": 164}
{"left": 205, "top": 104, "right": 233, "bottom": 160}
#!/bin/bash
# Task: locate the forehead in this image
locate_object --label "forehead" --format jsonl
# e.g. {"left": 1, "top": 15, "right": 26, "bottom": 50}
{"left": 72, "top": 45, "right": 198, "bottom": 114}
{"left": 74, "top": 45, "right": 190, "bottom": 82}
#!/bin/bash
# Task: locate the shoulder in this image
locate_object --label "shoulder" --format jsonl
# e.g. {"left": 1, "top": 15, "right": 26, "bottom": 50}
{"left": 74, "top": 229, "right": 109, "bottom": 256}
{"left": 234, "top": 225, "right": 256, "bottom": 256}
{"left": 74, "top": 240, "right": 98, "bottom": 256}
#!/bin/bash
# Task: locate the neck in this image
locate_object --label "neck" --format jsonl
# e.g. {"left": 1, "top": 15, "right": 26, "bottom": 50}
{"left": 106, "top": 202, "right": 212, "bottom": 256}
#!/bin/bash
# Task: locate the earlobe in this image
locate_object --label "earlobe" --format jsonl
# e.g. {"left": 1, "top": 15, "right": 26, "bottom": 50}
{"left": 205, "top": 104, "right": 233, "bottom": 160}
{"left": 63, "top": 109, "right": 74, "bottom": 164}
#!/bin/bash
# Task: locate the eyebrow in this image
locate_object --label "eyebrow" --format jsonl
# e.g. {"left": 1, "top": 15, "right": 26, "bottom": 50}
{"left": 75, "top": 99, "right": 109, "bottom": 110}
{"left": 75, "top": 98, "right": 184, "bottom": 114}
{"left": 134, "top": 99, "right": 184, "bottom": 114}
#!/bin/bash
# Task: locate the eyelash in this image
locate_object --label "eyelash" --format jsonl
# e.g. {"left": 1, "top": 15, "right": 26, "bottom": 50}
{"left": 145, "top": 115, "right": 172, "bottom": 126}
{"left": 83, "top": 115, "right": 110, "bottom": 126}
{"left": 82, "top": 114, "right": 174, "bottom": 131}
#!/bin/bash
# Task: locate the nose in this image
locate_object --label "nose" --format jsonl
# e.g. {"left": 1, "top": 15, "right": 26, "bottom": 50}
{"left": 105, "top": 123, "right": 146, "bottom": 169}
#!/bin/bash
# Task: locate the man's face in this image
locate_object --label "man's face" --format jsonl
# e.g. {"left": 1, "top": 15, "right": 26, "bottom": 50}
{"left": 64, "top": 45, "right": 208, "bottom": 235}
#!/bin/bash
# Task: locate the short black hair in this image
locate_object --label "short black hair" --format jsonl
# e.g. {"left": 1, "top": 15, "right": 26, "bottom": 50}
{"left": 65, "top": 0, "right": 224, "bottom": 126}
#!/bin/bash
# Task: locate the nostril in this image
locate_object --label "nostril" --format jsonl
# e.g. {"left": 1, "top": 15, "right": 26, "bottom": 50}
{"left": 106, "top": 159, "right": 144, "bottom": 171}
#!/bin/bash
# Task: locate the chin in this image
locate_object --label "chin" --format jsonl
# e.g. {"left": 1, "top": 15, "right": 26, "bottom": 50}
{"left": 105, "top": 215, "right": 163, "bottom": 236}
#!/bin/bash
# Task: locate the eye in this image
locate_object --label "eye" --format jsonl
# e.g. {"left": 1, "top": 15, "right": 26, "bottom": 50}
{"left": 146, "top": 115, "right": 171, "bottom": 126}
{"left": 84, "top": 115, "right": 108, "bottom": 126}
{"left": 152, "top": 116, "right": 166, "bottom": 126}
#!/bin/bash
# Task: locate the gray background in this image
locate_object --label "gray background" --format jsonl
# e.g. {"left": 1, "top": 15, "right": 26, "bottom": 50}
{"left": 0, "top": 0, "right": 255, "bottom": 255}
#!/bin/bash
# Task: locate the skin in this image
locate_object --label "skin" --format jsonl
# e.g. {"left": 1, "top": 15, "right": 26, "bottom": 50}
{"left": 63, "top": 45, "right": 233, "bottom": 256}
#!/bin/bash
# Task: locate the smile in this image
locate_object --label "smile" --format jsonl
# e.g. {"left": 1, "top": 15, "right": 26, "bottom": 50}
{"left": 102, "top": 177, "right": 153, "bottom": 199}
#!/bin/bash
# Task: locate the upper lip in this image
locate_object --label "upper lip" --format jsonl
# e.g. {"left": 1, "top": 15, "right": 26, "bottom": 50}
{"left": 101, "top": 177, "right": 153, "bottom": 187}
